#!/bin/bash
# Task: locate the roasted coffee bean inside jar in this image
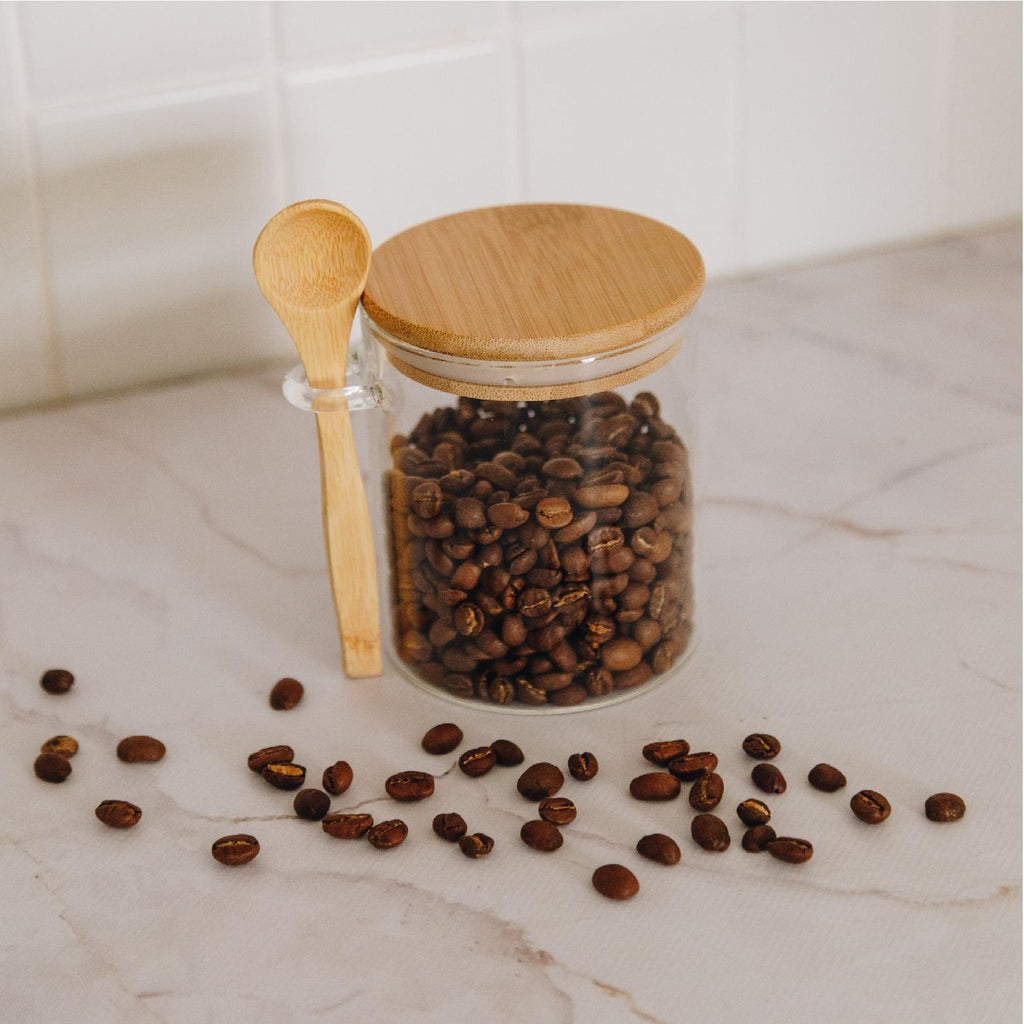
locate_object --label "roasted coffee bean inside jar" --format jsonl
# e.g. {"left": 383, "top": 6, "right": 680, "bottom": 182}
{"left": 387, "top": 392, "right": 694, "bottom": 707}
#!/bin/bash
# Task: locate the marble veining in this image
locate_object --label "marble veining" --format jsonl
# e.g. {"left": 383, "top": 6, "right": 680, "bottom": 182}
{"left": 0, "top": 227, "right": 1019, "bottom": 1023}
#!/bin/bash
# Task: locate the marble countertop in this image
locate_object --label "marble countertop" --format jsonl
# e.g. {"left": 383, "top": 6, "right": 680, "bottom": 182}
{"left": 1, "top": 227, "right": 1020, "bottom": 1024}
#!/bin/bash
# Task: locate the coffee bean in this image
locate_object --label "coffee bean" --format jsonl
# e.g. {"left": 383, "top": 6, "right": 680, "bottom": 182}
{"left": 925, "top": 793, "right": 966, "bottom": 822}
{"left": 489, "top": 502, "right": 530, "bottom": 529}
{"left": 741, "top": 824, "right": 777, "bottom": 853}
{"left": 432, "top": 812, "right": 468, "bottom": 841}
{"left": 41, "top": 735, "right": 78, "bottom": 758}
{"left": 521, "top": 819, "right": 563, "bottom": 852}
{"left": 421, "top": 723, "right": 463, "bottom": 755}
{"left": 368, "top": 819, "right": 409, "bottom": 849}
{"left": 850, "top": 789, "right": 891, "bottom": 824}
{"left": 808, "top": 763, "right": 847, "bottom": 792}
{"left": 636, "top": 833, "right": 681, "bottom": 865}
{"left": 269, "top": 677, "right": 304, "bottom": 710}
{"left": 575, "top": 485, "right": 629, "bottom": 509}
{"left": 322, "top": 812, "right": 373, "bottom": 839}
{"left": 116, "top": 735, "right": 166, "bottom": 763}
{"left": 691, "top": 813, "right": 730, "bottom": 852}
{"left": 262, "top": 762, "right": 306, "bottom": 790}
{"left": 459, "top": 832, "right": 495, "bottom": 858}
{"left": 542, "top": 457, "right": 584, "bottom": 479}
{"left": 568, "top": 752, "right": 599, "bottom": 781}
{"left": 459, "top": 746, "right": 497, "bottom": 777}
{"left": 751, "top": 763, "right": 786, "bottom": 794}
{"left": 211, "top": 834, "right": 259, "bottom": 866}
{"left": 34, "top": 752, "right": 71, "bottom": 783}
{"left": 535, "top": 497, "right": 573, "bottom": 529}
{"left": 40, "top": 668, "right": 74, "bottom": 694}
{"left": 322, "top": 761, "right": 353, "bottom": 796}
{"left": 620, "top": 491, "right": 659, "bottom": 529}
{"left": 631, "top": 392, "right": 660, "bottom": 418}
{"left": 454, "top": 497, "right": 487, "bottom": 529}
{"left": 667, "top": 751, "right": 717, "bottom": 781}
{"left": 538, "top": 796, "right": 576, "bottom": 825}
{"left": 385, "top": 770, "right": 434, "bottom": 802}
{"left": 601, "top": 637, "right": 643, "bottom": 671}
{"left": 293, "top": 789, "right": 331, "bottom": 821}
{"left": 767, "top": 837, "right": 814, "bottom": 864}
{"left": 592, "top": 864, "right": 639, "bottom": 900}
{"left": 737, "top": 798, "right": 771, "bottom": 826}
{"left": 742, "top": 733, "right": 781, "bottom": 760}
{"left": 410, "top": 481, "right": 443, "bottom": 518}
{"left": 517, "top": 762, "right": 564, "bottom": 800}
{"left": 629, "top": 772, "right": 681, "bottom": 801}
{"left": 689, "top": 772, "right": 724, "bottom": 811}
{"left": 95, "top": 799, "right": 142, "bottom": 829}
{"left": 642, "top": 739, "right": 690, "bottom": 766}
{"left": 248, "top": 745, "right": 294, "bottom": 773}
{"left": 490, "top": 739, "right": 524, "bottom": 766}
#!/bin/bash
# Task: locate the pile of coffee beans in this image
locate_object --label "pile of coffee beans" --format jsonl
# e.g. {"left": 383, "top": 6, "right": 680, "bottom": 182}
{"left": 386, "top": 391, "right": 694, "bottom": 707}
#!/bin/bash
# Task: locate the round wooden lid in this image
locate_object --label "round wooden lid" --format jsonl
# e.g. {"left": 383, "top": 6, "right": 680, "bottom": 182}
{"left": 362, "top": 204, "right": 704, "bottom": 363}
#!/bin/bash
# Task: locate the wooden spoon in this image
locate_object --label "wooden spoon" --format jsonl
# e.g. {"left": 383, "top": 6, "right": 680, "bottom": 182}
{"left": 253, "top": 199, "right": 381, "bottom": 677}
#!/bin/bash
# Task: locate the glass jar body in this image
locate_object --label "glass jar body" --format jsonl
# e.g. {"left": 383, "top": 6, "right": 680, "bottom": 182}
{"left": 366, "top": 314, "right": 698, "bottom": 712}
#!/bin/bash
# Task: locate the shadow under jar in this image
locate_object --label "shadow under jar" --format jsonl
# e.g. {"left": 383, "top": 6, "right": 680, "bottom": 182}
{"left": 362, "top": 203, "right": 704, "bottom": 712}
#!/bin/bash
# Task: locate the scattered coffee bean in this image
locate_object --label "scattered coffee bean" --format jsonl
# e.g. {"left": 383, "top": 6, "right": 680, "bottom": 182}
{"left": 767, "top": 837, "right": 813, "bottom": 864}
{"left": 667, "top": 751, "right": 717, "bottom": 781}
{"left": 636, "top": 833, "right": 681, "bottom": 865}
{"left": 925, "top": 793, "right": 966, "bottom": 822}
{"left": 432, "top": 812, "right": 468, "bottom": 842}
{"left": 34, "top": 752, "right": 71, "bottom": 783}
{"left": 459, "top": 832, "right": 495, "bottom": 858}
{"left": 262, "top": 762, "right": 306, "bottom": 790}
{"left": 642, "top": 739, "right": 690, "bottom": 766}
{"left": 490, "top": 739, "right": 524, "bottom": 766}
{"left": 737, "top": 798, "right": 771, "bottom": 826}
{"left": 40, "top": 735, "right": 78, "bottom": 758}
{"left": 691, "top": 813, "right": 730, "bottom": 852}
{"left": 211, "top": 834, "right": 259, "bottom": 866}
{"left": 629, "top": 772, "right": 681, "bottom": 801}
{"left": 850, "top": 789, "right": 891, "bottom": 824}
{"left": 742, "top": 733, "right": 781, "bottom": 760}
{"left": 40, "top": 668, "right": 74, "bottom": 695}
{"left": 517, "top": 762, "right": 565, "bottom": 800}
{"left": 459, "top": 746, "right": 498, "bottom": 777}
{"left": 322, "top": 812, "right": 373, "bottom": 839}
{"left": 385, "top": 770, "right": 434, "bottom": 802}
{"left": 689, "top": 772, "right": 724, "bottom": 811}
{"left": 293, "top": 789, "right": 331, "bottom": 821}
{"left": 367, "top": 819, "right": 409, "bottom": 849}
{"left": 421, "top": 723, "right": 463, "bottom": 755}
{"left": 116, "top": 735, "right": 166, "bottom": 764}
{"left": 808, "top": 763, "right": 847, "bottom": 792}
{"left": 95, "top": 799, "right": 142, "bottom": 829}
{"left": 322, "top": 760, "right": 353, "bottom": 796}
{"left": 751, "top": 763, "right": 786, "bottom": 794}
{"left": 521, "top": 819, "right": 563, "bottom": 852}
{"left": 269, "top": 677, "right": 303, "bottom": 710}
{"left": 538, "top": 797, "right": 577, "bottom": 825}
{"left": 741, "top": 824, "right": 777, "bottom": 852}
{"left": 247, "top": 745, "right": 294, "bottom": 773}
{"left": 568, "top": 751, "right": 599, "bottom": 781}
{"left": 592, "top": 863, "right": 639, "bottom": 900}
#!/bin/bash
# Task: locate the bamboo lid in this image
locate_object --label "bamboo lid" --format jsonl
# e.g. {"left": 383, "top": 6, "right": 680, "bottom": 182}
{"left": 362, "top": 204, "right": 704, "bottom": 364}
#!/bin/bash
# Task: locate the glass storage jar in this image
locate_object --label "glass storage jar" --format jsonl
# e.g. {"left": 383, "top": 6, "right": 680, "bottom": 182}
{"left": 359, "top": 203, "right": 704, "bottom": 711}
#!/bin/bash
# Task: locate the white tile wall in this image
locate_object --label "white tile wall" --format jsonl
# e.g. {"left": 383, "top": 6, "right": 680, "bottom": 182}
{"left": 284, "top": 44, "right": 515, "bottom": 245}
{"left": 0, "top": 0, "right": 1019, "bottom": 413}
{"left": 19, "top": 1, "right": 267, "bottom": 105}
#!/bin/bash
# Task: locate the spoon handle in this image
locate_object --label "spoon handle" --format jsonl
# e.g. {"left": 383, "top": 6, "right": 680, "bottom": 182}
{"left": 315, "top": 407, "right": 382, "bottom": 677}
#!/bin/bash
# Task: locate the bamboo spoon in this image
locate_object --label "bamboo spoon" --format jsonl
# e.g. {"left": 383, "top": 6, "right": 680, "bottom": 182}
{"left": 253, "top": 199, "right": 382, "bottom": 677}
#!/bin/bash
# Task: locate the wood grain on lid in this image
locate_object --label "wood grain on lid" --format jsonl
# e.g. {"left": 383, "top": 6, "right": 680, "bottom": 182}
{"left": 362, "top": 204, "right": 704, "bottom": 362}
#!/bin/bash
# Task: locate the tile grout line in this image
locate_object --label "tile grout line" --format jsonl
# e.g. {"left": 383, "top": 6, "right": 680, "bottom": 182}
{"left": 262, "top": 1, "right": 293, "bottom": 205}
{"left": 7, "top": 3, "right": 66, "bottom": 402}
{"left": 500, "top": 1, "right": 529, "bottom": 201}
